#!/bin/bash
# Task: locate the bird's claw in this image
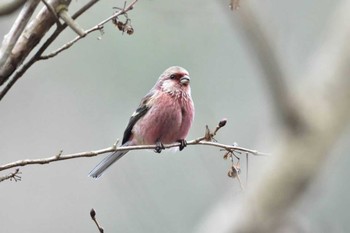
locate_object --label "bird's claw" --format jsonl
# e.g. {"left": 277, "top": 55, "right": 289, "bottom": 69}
{"left": 155, "top": 141, "right": 165, "bottom": 153}
{"left": 178, "top": 139, "right": 187, "bottom": 151}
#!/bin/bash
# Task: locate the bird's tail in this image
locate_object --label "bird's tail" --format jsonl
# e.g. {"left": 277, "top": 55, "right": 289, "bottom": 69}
{"left": 88, "top": 147, "right": 129, "bottom": 178}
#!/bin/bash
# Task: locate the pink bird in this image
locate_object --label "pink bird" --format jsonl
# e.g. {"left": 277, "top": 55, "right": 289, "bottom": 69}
{"left": 88, "top": 66, "right": 195, "bottom": 178}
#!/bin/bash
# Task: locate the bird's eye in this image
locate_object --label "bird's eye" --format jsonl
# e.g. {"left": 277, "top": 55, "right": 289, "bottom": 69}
{"left": 170, "top": 74, "right": 176, "bottom": 80}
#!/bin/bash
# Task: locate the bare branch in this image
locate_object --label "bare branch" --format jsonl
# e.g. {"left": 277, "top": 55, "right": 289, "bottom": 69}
{"left": 0, "top": 0, "right": 101, "bottom": 101}
{"left": 90, "top": 208, "right": 104, "bottom": 233}
{"left": 0, "top": 0, "right": 137, "bottom": 101}
{"left": 0, "top": 0, "right": 41, "bottom": 70}
{"left": 0, "top": 122, "right": 267, "bottom": 173}
{"left": 70, "top": 0, "right": 99, "bottom": 20}
{"left": 40, "top": 0, "right": 138, "bottom": 60}
{"left": 0, "top": 169, "right": 22, "bottom": 182}
{"left": 90, "top": 209, "right": 104, "bottom": 233}
{"left": 0, "top": 0, "right": 71, "bottom": 86}
{"left": 0, "top": 137, "right": 266, "bottom": 173}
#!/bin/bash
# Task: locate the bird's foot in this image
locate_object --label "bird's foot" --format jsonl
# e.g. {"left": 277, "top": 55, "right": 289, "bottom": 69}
{"left": 177, "top": 139, "right": 187, "bottom": 151}
{"left": 155, "top": 141, "right": 165, "bottom": 153}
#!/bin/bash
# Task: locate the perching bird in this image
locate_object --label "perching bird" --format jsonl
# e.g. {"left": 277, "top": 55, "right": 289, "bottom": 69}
{"left": 88, "top": 66, "right": 195, "bottom": 178}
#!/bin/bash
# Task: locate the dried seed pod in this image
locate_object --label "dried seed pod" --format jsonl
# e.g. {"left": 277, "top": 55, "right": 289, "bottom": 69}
{"left": 228, "top": 165, "right": 240, "bottom": 178}
{"left": 126, "top": 26, "right": 134, "bottom": 35}
{"left": 228, "top": 169, "right": 235, "bottom": 178}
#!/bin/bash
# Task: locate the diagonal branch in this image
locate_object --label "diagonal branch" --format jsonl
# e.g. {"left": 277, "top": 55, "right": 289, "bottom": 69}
{"left": 219, "top": 1, "right": 350, "bottom": 233}
{"left": 0, "top": 0, "right": 138, "bottom": 101}
{"left": 0, "top": 0, "right": 41, "bottom": 70}
{"left": 0, "top": 0, "right": 99, "bottom": 101}
{"left": 0, "top": 0, "right": 72, "bottom": 86}
{"left": 90, "top": 209, "right": 104, "bottom": 233}
{"left": 235, "top": 4, "right": 306, "bottom": 133}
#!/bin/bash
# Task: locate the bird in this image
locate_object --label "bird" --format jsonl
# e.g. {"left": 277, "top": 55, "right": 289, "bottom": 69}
{"left": 88, "top": 66, "right": 195, "bottom": 178}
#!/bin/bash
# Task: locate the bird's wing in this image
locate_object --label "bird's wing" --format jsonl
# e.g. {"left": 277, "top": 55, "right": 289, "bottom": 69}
{"left": 122, "top": 91, "right": 154, "bottom": 144}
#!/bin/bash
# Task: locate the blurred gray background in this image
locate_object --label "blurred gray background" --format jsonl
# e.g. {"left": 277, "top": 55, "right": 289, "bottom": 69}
{"left": 1, "top": 0, "right": 349, "bottom": 232}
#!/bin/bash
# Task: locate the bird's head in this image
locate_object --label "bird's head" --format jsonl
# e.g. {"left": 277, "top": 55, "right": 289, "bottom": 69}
{"left": 156, "top": 66, "right": 191, "bottom": 95}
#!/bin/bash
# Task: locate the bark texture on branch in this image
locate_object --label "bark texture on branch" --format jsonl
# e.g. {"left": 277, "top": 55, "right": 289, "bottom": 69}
{"left": 0, "top": 0, "right": 40, "bottom": 71}
{"left": 0, "top": 0, "right": 72, "bottom": 85}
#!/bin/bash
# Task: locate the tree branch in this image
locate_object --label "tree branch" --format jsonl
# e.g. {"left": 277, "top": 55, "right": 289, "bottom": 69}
{"left": 235, "top": 3, "right": 306, "bottom": 133}
{"left": 90, "top": 209, "right": 104, "bottom": 233}
{"left": 0, "top": 138, "right": 266, "bottom": 172}
{"left": 40, "top": 0, "right": 138, "bottom": 60}
{"left": 0, "top": 0, "right": 72, "bottom": 86}
{"left": 0, "top": 169, "right": 21, "bottom": 182}
{"left": 0, "top": 0, "right": 98, "bottom": 101}
{"left": 199, "top": 1, "right": 350, "bottom": 233}
{"left": 0, "top": 0, "right": 138, "bottom": 101}
{"left": 0, "top": 0, "right": 41, "bottom": 70}
{"left": 0, "top": 122, "right": 267, "bottom": 173}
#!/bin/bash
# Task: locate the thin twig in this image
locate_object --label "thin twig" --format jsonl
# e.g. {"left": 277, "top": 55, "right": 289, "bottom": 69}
{"left": 71, "top": 0, "right": 100, "bottom": 20}
{"left": 235, "top": 170, "right": 244, "bottom": 190}
{"left": 0, "top": 0, "right": 102, "bottom": 101}
{"left": 0, "top": 169, "right": 22, "bottom": 182}
{"left": 0, "top": 0, "right": 137, "bottom": 101}
{"left": 90, "top": 209, "right": 104, "bottom": 233}
{"left": 40, "top": 0, "right": 138, "bottom": 60}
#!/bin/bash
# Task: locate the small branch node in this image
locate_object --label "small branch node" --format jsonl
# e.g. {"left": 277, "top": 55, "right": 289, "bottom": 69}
{"left": 203, "top": 118, "right": 228, "bottom": 142}
{"left": 112, "top": 14, "right": 134, "bottom": 35}
{"left": 55, "top": 150, "right": 63, "bottom": 159}
{"left": 204, "top": 125, "right": 212, "bottom": 141}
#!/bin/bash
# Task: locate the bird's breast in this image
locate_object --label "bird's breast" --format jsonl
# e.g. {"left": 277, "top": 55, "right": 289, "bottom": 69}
{"left": 132, "top": 91, "right": 194, "bottom": 145}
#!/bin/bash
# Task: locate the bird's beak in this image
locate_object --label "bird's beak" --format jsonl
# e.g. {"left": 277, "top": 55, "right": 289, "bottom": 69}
{"left": 180, "top": 75, "right": 190, "bottom": 85}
